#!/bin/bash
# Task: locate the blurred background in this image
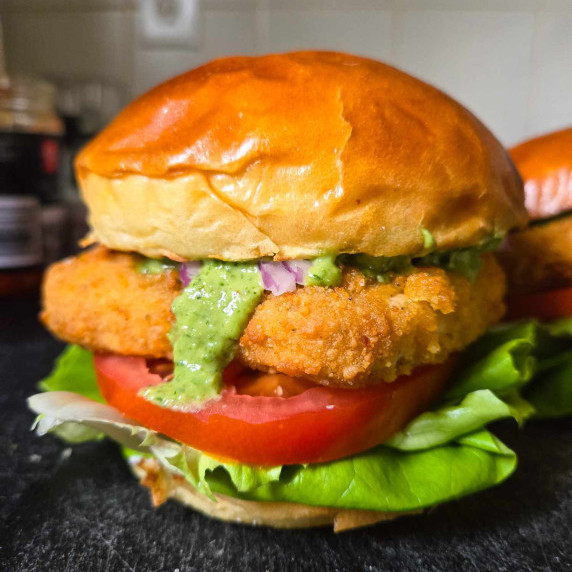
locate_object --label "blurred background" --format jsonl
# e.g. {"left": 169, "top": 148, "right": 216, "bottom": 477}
{"left": 0, "top": 0, "right": 571, "bottom": 296}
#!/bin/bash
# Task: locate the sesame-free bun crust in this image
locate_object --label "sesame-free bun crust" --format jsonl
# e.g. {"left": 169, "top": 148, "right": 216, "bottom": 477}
{"left": 510, "top": 127, "right": 572, "bottom": 220}
{"left": 76, "top": 51, "right": 526, "bottom": 261}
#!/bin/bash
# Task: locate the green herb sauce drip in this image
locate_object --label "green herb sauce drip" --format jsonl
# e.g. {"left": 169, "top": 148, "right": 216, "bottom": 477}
{"left": 142, "top": 261, "right": 263, "bottom": 408}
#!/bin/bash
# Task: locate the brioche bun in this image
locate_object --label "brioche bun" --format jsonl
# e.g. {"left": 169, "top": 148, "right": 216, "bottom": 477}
{"left": 76, "top": 51, "right": 525, "bottom": 262}
{"left": 510, "top": 127, "right": 572, "bottom": 220}
{"left": 499, "top": 128, "right": 572, "bottom": 295}
{"left": 130, "top": 457, "right": 417, "bottom": 532}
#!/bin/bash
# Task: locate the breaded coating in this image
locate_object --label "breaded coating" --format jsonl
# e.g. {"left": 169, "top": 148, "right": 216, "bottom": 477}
{"left": 42, "top": 247, "right": 182, "bottom": 358}
{"left": 42, "top": 248, "right": 505, "bottom": 387}
{"left": 498, "top": 214, "right": 572, "bottom": 295}
{"left": 238, "top": 254, "right": 505, "bottom": 386}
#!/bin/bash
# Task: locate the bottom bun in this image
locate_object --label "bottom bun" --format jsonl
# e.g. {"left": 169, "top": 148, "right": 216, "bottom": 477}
{"left": 129, "top": 457, "right": 419, "bottom": 532}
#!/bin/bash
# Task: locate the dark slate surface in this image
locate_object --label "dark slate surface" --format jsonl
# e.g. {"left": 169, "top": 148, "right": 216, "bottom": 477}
{"left": 1, "top": 299, "right": 572, "bottom": 572}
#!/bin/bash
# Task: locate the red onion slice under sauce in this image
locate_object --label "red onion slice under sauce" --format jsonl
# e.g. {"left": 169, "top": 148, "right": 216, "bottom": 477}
{"left": 258, "top": 260, "right": 311, "bottom": 295}
{"left": 283, "top": 260, "right": 312, "bottom": 284}
{"left": 179, "top": 261, "right": 202, "bottom": 287}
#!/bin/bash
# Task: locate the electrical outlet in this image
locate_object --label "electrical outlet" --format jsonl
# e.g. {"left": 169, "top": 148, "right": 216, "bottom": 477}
{"left": 139, "top": 0, "right": 201, "bottom": 49}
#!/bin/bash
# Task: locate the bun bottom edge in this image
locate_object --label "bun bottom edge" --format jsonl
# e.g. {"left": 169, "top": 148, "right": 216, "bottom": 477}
{"left": 128, "top": 457, "right": 420, "bottom": 532}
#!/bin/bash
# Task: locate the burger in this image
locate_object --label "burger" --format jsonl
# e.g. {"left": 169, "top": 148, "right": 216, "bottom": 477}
{"left": 29, "top": 52, "right": 569, "bottom": 531}
{"left": 499, "top": 127, "right": 572, "bottom": 320}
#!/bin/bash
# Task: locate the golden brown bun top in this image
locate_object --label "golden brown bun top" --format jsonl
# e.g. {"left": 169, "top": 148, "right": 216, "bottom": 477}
{"left": 76, "top": 51, "right": 526, "bottom": 261}
{"left": 510, "top": 127, "right": 572, "bottom": 220}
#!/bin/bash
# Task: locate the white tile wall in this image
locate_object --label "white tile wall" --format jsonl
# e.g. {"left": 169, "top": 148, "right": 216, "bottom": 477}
{"left": 265, "top": 9, "right": 393, "bottom": 59}
{"left": 396, "top": 10, "right": 535, "bottom": 144}
{"left": 133, "top": 9, "right": 259, "bottom": 95}
{"left": 3, "top": 0, "right": 571, "bottom": 146}
{"left": 4, "top": 8, "right": 135, "bottom": 92}
{"left": 525, "top": 9, "right": 572, "bottom": 140}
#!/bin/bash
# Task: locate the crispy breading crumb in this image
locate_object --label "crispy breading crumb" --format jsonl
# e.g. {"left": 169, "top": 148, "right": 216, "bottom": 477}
{"left": 238, "top": 255, "right": 505, "bottom": 386}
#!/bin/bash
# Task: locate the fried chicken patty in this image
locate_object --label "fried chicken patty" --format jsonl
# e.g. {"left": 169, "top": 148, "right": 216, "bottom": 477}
{"left": 42, "top": 247, "right": 505, "bottom": 387}
{"left": 42, "top": 247, "right": 181, "bottom": 359}
{"left": 498, "top": 214, "right": 572, "bottom": 295}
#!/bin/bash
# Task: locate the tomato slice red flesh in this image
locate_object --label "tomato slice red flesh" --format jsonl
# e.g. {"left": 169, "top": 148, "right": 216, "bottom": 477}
{"left": 506, "top": 286, "right": 572, "bottom": 321}
{"left": 95, "top": 355, "right": 453, "bottom": 466}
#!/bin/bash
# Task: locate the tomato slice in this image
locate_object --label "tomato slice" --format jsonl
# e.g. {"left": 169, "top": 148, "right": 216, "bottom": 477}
{"left": 506, "top": 286, "right": 572, "bottom": 321}
{"left": 95, "top": 355, "right": 453, "bottom": 466}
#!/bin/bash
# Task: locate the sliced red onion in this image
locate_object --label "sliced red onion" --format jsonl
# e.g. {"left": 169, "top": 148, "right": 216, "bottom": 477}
{"left": 258, "top": 261, "right": 297, "bottom": 295}
{"left": 180, "top": 261, "right": 202, "bottom": 287}
{"left": 258, "top": 260, "right": 312, "bottom": 295}
{"left": 283, "top": 260, "right": 312, "bottom": 284}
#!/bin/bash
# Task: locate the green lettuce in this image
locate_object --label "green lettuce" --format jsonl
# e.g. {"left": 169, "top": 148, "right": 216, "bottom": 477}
{"left": 524, "top": 349, "right": 572, "bottom": 418}
{"left": 28, "top": 389, "right": 517, "bottom": 512}
{"left": 30, "top": 317, "right": 572, "bottom": 514}
{"left": 522, "top": 319, "right": 572, "bottom": 418}
{"left": 449, "top": 318, "right": 572, "bottom": 416}
{"left": 205, "top": 430, "right": 515, "bottom": 512}
{"left": 38, "top": 344, "right": 103, "bottom": 403}
{"left": 384, "top": 389, "right": 533, "bottom": 451}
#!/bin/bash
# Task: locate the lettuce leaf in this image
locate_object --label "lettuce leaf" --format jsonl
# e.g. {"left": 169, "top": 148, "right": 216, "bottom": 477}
{"left": 39, "top": 345, "right": 103, "bottom": 403}
{"left": 445, "top": 318, "right": 572, "bottom": 412}
{"left": 524, "top": 349, "right": 572, "bottom": 418}
{"left": 385, "top": 389, "right": 533, "bottom": 451}
{"left": 205, "top": 430, "right": 515, "bottom": 512}
{"left": 519, "top": 318, "right": 572, "bottom": 418}
{"left": 28, "top": 390, "right": 516, "bottom": 512}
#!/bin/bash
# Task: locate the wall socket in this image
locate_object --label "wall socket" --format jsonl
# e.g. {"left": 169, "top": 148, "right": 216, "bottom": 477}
{"left": 139, "top": 0, "right": 201, "bottom": 49}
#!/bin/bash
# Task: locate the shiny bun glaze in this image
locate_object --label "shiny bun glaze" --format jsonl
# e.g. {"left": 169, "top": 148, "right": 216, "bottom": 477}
{"left": 510, "top": 127, "right": 572, "bottom": 221}
{"left": 76, "top": 51, "right": 526, "bottom": 261}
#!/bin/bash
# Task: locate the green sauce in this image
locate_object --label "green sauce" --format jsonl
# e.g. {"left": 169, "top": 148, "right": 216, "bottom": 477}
{"left": 340, "top": 236, "right": 502, "bottom": 283}
{"left": 136, "top": 256, "right": 178, "bottom": 275}
{"left": 416, "top": 236, "right": 502, "bottom": 281}
{"left": 303, "top": 232, "right": 501, "bottom": 286}
{"left": 142, "top": 261, "right": 263, "bottom": 408}
{"left": 305, "top": 255, "right": 342, "bottom": 287}
{"left": 338, "top": 253, "right": 411, "bottom": 282}
{"left": 419, "top": 249, "right": 482, "bottom": 281}
{"left": 421, "top": 228, "right": 436, "bottom": 252}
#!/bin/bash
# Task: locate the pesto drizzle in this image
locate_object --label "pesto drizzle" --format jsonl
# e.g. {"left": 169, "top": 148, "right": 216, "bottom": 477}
{"left": 305, "top": 255, "right": 342, "bottom": 287}
{"left": 142, "top": 261, "right": 263, "bottom": 408}
{"left": 339, "top": 236, "right": 502, "bottom": 283}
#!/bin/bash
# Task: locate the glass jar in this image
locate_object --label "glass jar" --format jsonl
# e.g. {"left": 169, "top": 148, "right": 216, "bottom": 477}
{"left": 0, "top": 76, "right": 64, "bottom": 297}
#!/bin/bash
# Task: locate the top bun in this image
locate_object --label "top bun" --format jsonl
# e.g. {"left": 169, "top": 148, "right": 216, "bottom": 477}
{"left": 76, "top": 51, "right": 526, "bottom": 261}
{"left": 510, "top": 127, "right": 572, "bottom": 221}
